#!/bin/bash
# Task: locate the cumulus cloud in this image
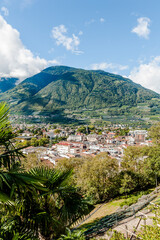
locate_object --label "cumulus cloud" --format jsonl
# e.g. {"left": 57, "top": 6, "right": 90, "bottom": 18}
{"left": 90, "top": 62, "right": 128, "bottom": 71}
{"left": 51, "top": 25, "right": 83, "bottom": 55}
{"left": 1, "top": 6, "right": 9, "bottom": 16}
{"left": 0, "top": 15, "right": 59, "bottom": 82}
{"left": 129, "top": 56, "right": 160, "bottom": 93}
{"left": 132, "top": 17, "right": 151, "bottom": 39}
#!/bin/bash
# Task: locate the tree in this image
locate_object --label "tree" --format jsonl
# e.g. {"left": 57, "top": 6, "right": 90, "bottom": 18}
{"left": 115, "top": 128, "right": 129, "bottom": 136}
{"left": 38, "top": 137, "right": 49, "bottom": 146}
{"left": 121, "top": 146, "right": 146, "bottom": 173}
{"left": 77, "top": 126, "right": 86, "bottom": 134}
{"left": 54, "top": 129, "right": 61, "bottom": 134}
{"left": 0, "top": 102, "right": 92, "bottom": 239}
{"left": 56, "top": 153, "right": 120, "bottom": 203}
{"left": 77, "top": 153, "right": 119, "bottom": 202}
{"left": 119, "top": 172, "right": 137, "bottom": 196}
{"left": 148, "top": 122, "right": 160, "bottom": 145}
{"left": 0, "top": 104, "right": 46, "bottom": 239}
{"left": 143, "top": 145, "right": 160, "bottom": 186}
{"left": 30, "top": 137, "right": 39, "bottom": 147}
{"left": 31, "top": 167, "right": 93, "bottom": 239}
{"left": 58, "top": 228, "right": 85, "bottom": 240}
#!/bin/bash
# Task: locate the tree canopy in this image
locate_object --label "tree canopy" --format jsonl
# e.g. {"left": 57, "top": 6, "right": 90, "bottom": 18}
{"left": 0, "top": 102, "right": 92, "bottom": 240}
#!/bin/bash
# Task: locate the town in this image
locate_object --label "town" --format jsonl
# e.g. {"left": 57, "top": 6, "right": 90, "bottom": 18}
{"left": 13, "top": 122, "right": 150, "bottom": 167}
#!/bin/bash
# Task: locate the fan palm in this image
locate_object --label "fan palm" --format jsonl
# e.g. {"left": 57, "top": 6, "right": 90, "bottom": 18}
{"left": 0, "top": 102, "right": 48, "bottom": 239}
{"left": 28, "top": 167, "right": 93, "bottom": 239}
{"left": 58, "top": 228, "right": 85, "bottom": 240}
{"left": 0, "top": 102, "right": 92, "bottom": 240}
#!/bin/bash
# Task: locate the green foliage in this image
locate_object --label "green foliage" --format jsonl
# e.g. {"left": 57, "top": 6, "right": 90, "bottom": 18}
{"left": 0, "top": 103, "right": 93, "bottom": 239}
{"left": 115, "top": 127, "right": 129, "bottom": 136}
{"left": 1, "top": 66, "right": 159, "bottom": 115}
{"left": 0, "top": 102, "right": 23, "bottom": 170}
{"left": 121, "top": 142, "right": 160, "bottom": 188}
{"left": 108, "top": 231, "right": 127, "bottom": 240}
{"left": 54, "top": 129, "right": 61, "bottom": 134}
{"left": 143, "top": 145, "right": 160, "bottom": 182}
{"left": 121, "top": 146, "right": 145, "bottom": 172}
{"left": 0, "top": 77, "right": 17, "bottom": 93}
{"left": 52, "top": 136, "right": 67, "bottom": 144}
{"left": 77, "top": 126, "right": 87, "bottom": 134}
{"left": 59, "top": 228, "right": 85, "bottom": 240}
{"left": 104, "top": 226, "right": 160, "bottom": 240}
{"left": 119, "top": 173, "right": 136, "bottom": 195}
{"left": 15, "top": 137, "right": 49, "bottom": 148}
{"left": 138, "top": 225, "right": 160, "bottom": 239}
{"left": 119, "top": 190, "right": 151, "bottom": 207}
{"left": 57, "top": 153, "right": 119, "bottom": 203}
{"left": 148, "top": 122, "right": 160, "bottom": 144}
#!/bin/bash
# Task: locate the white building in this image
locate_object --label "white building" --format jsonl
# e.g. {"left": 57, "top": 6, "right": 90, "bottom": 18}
{"left": 56, "top": 141, "right": 84, "bottom": 155}
{"left": 56, "top": 142, "right": 71, "bottom": 154}
{"left": 67, "top": 135, "right": 83, "bottom": 142}
{"left": 87, "top": 134, "right": 98, "bottom": 142}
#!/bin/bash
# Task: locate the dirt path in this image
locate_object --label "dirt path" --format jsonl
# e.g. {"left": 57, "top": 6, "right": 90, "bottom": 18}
{"left": 103, "top": 209, "right": 155, "bottom": 239}
{"left": 81, "top": 193, "right": 159, "bottom": 239}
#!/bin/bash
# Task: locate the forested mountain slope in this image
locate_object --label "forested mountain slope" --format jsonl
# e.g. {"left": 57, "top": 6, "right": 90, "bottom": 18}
{"left": 0, "top": 77, "right": 18, "bottom": 93}
{"left": 0, "top": 66, "right": 159, "bottom": 115}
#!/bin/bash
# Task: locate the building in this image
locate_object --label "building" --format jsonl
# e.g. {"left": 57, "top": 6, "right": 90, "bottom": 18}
{"left": 56, "top": 141, "right": 85, "bottom": 155}
{"left": 130, "top": 130, "right": 148, "bottom": 143}
{"left": 67, "top": 134, "right": 83, "bottom": 142}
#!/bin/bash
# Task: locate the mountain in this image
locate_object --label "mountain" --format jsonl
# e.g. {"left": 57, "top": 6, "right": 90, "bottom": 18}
{"left": 0, "top": 66, "right": 159, "bottom": 115}
{"left": 0, "top": 77, "right": 18, "bottom": 93}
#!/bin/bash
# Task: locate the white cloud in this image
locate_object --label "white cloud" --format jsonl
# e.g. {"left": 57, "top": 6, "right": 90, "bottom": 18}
{"left": 132, "top": 17, "right": 151, "bottom": 39}
{"left": 85, "top": 18, "right": 105, "bottom": 26}
{"left": 48, "top": 59, "right": 60, "bottom": 65}
{"left": 1, "top": 6, "right": 9, "bottom": 16}
{"left": 90, "top": 62, "right": 128, "bottom": 71}
{"left": 78, "top": 31, "right": 83, "bottom": 36}
{"left": 0, "top": 15, "right": 59, "bottom": 82}
{"left": 100, "top": 18, "right": 105, "bottom": 23}
{"left": 129, "top": 56, "right": 160, "bottom": 93}
{"left": 51, "top": 25, "right": 83, "bottom": 55}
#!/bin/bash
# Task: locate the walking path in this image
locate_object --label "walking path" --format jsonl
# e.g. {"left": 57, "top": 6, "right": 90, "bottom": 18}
{"left": 104, "top": 209, "right": 155, "bottom": 239}
{"left": 82, "top": 192, "right": 157, "bottom": 238}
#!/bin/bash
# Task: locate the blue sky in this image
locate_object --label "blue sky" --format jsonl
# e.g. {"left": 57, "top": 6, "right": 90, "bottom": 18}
{"left": 0, "top": 0, "right": 160, "bottom": 92}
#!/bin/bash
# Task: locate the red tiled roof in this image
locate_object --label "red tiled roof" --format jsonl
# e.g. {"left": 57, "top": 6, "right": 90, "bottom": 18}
{"left": 108, "top": 132, "right": 115, "bottom": 135}
{"left": 57, "top": 141, "right": 71, "bottom": 146}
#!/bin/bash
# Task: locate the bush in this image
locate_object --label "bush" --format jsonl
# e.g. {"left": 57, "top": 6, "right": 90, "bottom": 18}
{"left": 120, "top": 190, "right": 152, "bottom": 207}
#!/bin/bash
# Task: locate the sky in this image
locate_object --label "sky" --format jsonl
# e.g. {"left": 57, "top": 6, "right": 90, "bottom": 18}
{"left": 0, "top": 0, "right": 160, "bottom": 93}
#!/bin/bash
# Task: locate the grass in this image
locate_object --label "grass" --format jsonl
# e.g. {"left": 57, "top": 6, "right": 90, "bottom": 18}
{"left": 119, "top": 191, "right": 152, "bottom": 207}
{"left": 78, "top": 188, "right": 155, "bottom": 232}
{"left": 78, "top": 199, "right": 125, "bottom": 231}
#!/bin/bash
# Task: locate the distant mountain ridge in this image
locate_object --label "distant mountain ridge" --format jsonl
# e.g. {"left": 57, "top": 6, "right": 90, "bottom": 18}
{"left": 0, "top": 77, "right": 18, "bottom": 93}
{"left": 0, "top": 66, "right": 159, "bottom": 115}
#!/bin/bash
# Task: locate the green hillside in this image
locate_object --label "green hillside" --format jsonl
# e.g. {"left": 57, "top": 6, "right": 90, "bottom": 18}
{"left": 0, "top": 77, "right": 18, "bottom": 93}
{"left": 0, "top": 66, "right": 159, "bottom": 118}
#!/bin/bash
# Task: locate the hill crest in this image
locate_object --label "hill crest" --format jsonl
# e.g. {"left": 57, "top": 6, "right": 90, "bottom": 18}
{"left": 0, "top": 66, "right": 159, "bottom": 115}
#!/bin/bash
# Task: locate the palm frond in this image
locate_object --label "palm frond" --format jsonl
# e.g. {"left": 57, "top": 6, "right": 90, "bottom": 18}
{"left": 0, "top": 190, "right": 14, "bottom": 206}
{"left": 29, "top": 167, "right": 73, "bottom": 191}
{"left": 0, "top": 102, "right": 9, "bottom": 126}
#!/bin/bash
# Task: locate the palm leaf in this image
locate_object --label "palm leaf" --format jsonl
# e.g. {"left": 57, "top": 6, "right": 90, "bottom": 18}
{"left": 0, "top": 102, "right": 9, "bottom": 126}
{"left": 0, "top": 190, "right": 14, "bottom": 206}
